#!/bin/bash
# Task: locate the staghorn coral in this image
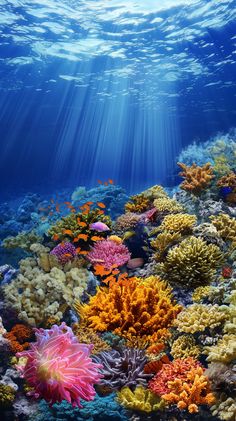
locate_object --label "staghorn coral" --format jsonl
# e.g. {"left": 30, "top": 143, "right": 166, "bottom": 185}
{"left": 125, "top": 194, "right": 151, "bottom": 213}
{"left": 210, "top": 214, "right": 236, "bottom": 243}
{"left": 2, "top": 230, "right": 42, "bottom": 251}
{"left": 171, "top": 335, "right": 201, "bottom": 359}
{"left": 113, "top": 213, "right": 141, "bottom": 234}
{"left": 178, "top": 162, "right": 214, "bottom": 195}
{"left": 93, "top": 348, "right": 150, "bottom": 391}
{"left": 77, "top": 276, "right": 181, "bottom": 344}
{"left": 174, "top": 304, "right": 227, "bottom": 333}
{"left": 192, "top": 286, "right": 213, "bottom": 302}
{"left": 162, "top": 366, "right": 215, "bottom": 413}
{"left": 117, "top": 385, "right": 165, "bottom": 413}
{"left": 160, "top": 236, "right": 223, "bottom": 288}
{"left": 151, "top": 232, "right": 182, "bottom": 262}
{"left": 153, "top": 197, "right": 183, "bottom": 214}
{"left": 211, "top": 393, "right": 236, "bottom": 421}
{"left": 4, "top": 324, "right": 33, "bottom": 354}
{"left": 205, "top": 334, "right": 236, "bottom": 364}
{"left": 72, "top": 323, "right": 111, "bottom": 355}
{"left": 157, "top": 213, "right": 197, "bottom": 234}
{"left": 17, "top": 323, "right": 103, "bottom": 407}
{"left": 4, "top": 257, "right": 90, "bottom": 326}
{"left": 0, "top": 384, "right": 16, "bottom": 407}
{"left": 87, "top": 239, "right": 131, "bottom": 270}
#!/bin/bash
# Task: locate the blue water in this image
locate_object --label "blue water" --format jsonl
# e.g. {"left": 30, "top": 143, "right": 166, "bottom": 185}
{"left": 0, "top": 0, "right": 236, "bottom": 197}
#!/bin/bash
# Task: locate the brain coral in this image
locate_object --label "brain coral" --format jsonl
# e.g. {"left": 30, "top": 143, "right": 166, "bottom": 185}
{"left": 174, "top": 304, "right": 227, "bottom": 333}
{"left": 87, "top": 239, "right": 131, "bottom": 270}
{"left": 78, "top": 276, "right": 181, "bottom": 344}
{"left": 17, "top": 323, "right": 103, "bottom": 407}
{"left": 160, "top": 236, "right": 223, "bottom": 288}
{"left": 4, "top": 257, "right": 90, "bottom": 326}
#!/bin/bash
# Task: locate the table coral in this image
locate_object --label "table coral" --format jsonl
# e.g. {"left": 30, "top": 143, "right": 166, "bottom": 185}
{"left": 157, "top": 213, "right": 197, "bottom": 234}
{"left": 87, "top": 239, "right": 131, "bottom": 270}
{"left": 178, "top": 162, "right": 214, "bottom": 195}
{"left": 78, "top": 276, "right": 181, "bottom": 344}
{"left": 170, "top": 335, "right": 201, "bottom": 359}
{"left": 117, "top": 385, "right": 165, "bottom": 413}
{"left": 174, "top": 304, "right": 227, "bottom": 333}
{"left": 3, "top": 257, "right": 90, "bottom": 326}
{"left": 160, "top": 236, "right": 223, "bottom": 288}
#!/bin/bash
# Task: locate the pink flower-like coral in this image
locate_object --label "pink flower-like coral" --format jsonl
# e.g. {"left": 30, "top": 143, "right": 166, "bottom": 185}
{"left": 50, "top": 242, "right": 77, "bottom": 265}
{"left": 16, "top": 323, "right": 103, "bottom": 407}
{"left": 87, "top": 239, "right": 131, "bottom": 270}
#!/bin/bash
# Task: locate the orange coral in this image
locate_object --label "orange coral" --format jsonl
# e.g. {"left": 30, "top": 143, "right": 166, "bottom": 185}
{"left": 178, "top": 162, "right": 214, "bottom": 195}
{"left": 163, "top": 366, "right": 216, "bottom": 413}
{"left": 125, "top": 194, "right": 151, "bottom": 213}
{"left": 144, "top": 355, "right": 170, "bottom": 374}
{"left": 77, "top": 276, "right": 181, "bottom": 345}
{"left": 217, "top": 172, "right": 236, "bottom": 188}
{"left": 5, "top": 324, "right": 33, "bottom": 354}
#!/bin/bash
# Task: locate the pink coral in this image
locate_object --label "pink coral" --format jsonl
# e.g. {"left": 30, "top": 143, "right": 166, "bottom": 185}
{"left": 87, "top": 239, "right": 131, "bottom": 270}
{"left": 16, "top": 323, "right": 103, "bottom": 407}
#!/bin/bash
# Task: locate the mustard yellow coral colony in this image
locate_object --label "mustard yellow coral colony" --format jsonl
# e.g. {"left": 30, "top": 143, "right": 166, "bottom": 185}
{"left": 1, "top": 139, "right": 236, "bottom": 420}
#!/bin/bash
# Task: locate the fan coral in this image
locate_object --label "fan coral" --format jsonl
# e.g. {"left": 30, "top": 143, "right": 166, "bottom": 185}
{"left": 178, "top": 162, "right": 214, "bottom": 195}
{"left": 205, "top": 334, "right": 236, "bottom": 364}
{"left": 160, "top": 236, "right": 223, "bottom": 288}
{"left": 157, "top": 213, "right": 197, "bottom": 234}
{"left": 162, "top": 366, "right": 215, "bottom": 413}
{"left": 0, "top": 384, "right": 16, "bottom": 407}
{"left": 174, "top": 304, "right": 227, "bottom": 333}
{"left": 125, "top": 194, "right": 151, "bottom": 213}
{"left": 93, "top": 348, "right": 150, "bottom": 390}
{"left": 17, "top": 323, "right": 103, "bottom": 407}
{"left": 210, "top": 214, "right": 236, "bottom": 243}
{"left": 50, "top": 242, "right": 77, "bottom": 265}
{"left": 87, "top": 239, "right": 131, "bottom": 270}
{"left": 4, "top": 324, "right": 33, "bottom": 354}
{"left": 78, "top": 276, "right": 181, "bottom": 344}
{"left": 72, "top": 323, "right": 111, "bottom": 355}
{"left": 171, "top": 335, "right": 201, "bottom": 359}
{"left": 114, "top": 213, "right": 141, "bottom": 234}
{"left": 117, "top": 385, "right": 165, "bottom": 413}
{"left": 151, "top": 232, "right": 181, "bottom": 262}
{"left": 211, "top": 393, "right": 236, "bottom": 421}
{"left": 153, "top": 197, "right": 183, "bottom": 214}
{"left": 4, "top": 257, "right": 90, "bottom": 326}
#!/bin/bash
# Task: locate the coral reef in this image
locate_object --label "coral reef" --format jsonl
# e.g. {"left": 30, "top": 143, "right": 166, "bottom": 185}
{"left": 113, "top": 213, "right": 141, "bottom": 235}
{"left": 4, "top": 324, "right": 33, "bottom": 353}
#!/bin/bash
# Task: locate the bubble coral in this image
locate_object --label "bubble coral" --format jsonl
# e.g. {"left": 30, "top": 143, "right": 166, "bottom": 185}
{"left": 5, "top": 324, "right": 33, "bottom": 354}
{"left": 174, "top": 304, "right": 227, "bottom": 334}
{"left": 16, "top": 323, "right": 103, "bottom": 407}
{"left": 117, "top": 385, "right": 165, "bottom": 413}
{"left": 178, "top": 162, "right": 214, "bottom": 195}
{"left": 157, "top": 213, "right": 197, "bottom": 234}
{"left": 93, "top": 348, "right": 150, "bottom": 391}
{"left": 160, "top": 236, "right": 223, "bottom": 288}
{"left": 78, "top": 276, "right": 181, "bottom": 344}
{"left": 170, "top": 335, "right": 201, "bottom": 359}
{"left": 87, "top": 239, "right": 131, "bottom": 270}
{"left": 50, "top": 242, "right": 77, "bottom": 265}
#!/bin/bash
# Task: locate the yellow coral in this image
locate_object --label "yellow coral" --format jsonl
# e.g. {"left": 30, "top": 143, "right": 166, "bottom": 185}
{"left": 174, "top": 304, "right": 227, "bottom": 334}
{"left": 151, "top": 232, "right": 182, "bottom": 262}
{"left": 141, "top": 185, "right": 168, "bottom": 201}
{"left": 192, "top": 286, "right": 212, "bottom": 302}
{"left": 72, "top": 322, "right": 111, "bottom": 354}
{"left": 158, "top": 213, "right": 197, "bottom": 234}
{"left": 0, "top": 384, "right": 15, "bottom": 407}
{"left": 163, "top": 366, "right": 215, "bottom": 413}
{"left": 153, "top": 197, "right": 183, "bottom": 213}
{"left": 211, "top": 393, "right": 236, "bottom": 421}
{"left": 178, "top": 162, "right": 214, "bottom": 195}
{"left": 205, "top": 334, "right": 236, "bottom": 364}
{"left": 125, "top": 194, "right": 151, "bottom": 213}
{"left": 76, "top": 276, "right": 181, "bottom": 345}
{"left": 160, "top": 236, "right": 223, "bottom": 288}
{"left": 171, "top": 335, "right": 201, "bottom": 359}
{"left": 210, "top": 214, "right": 236, "bottom": 243}
{"left": 117, "top": 386, "right": 165, "bottom": 413}
{"left": 214, "top": 155, "right": 232, "bottom": 177}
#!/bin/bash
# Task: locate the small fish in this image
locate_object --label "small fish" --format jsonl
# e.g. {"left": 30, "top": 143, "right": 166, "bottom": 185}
{"left": 63, "top": 229, "right": 73, "bottom": 236}
{"left": 85, "top": 201, "right": 93, "bottom": 205}
{"left": 77, "top": 221, "right": 87, "bottom": 228}
{"left": 123, "top": 231, "right": 135, "bottom": 240}
{"left": 97, "top": 210, "right": 105, "bottom": 215}
{"left": 76, "top": 247, "right": 81, "bottom": 254}
{"left": 97, "top": 180, "right": 102, "bottom": 184}
{"left": 104, "top": 182, "right": 108, "bottom": 186}
{"left": 127, "top": 258, "right": 144, "bottom": 269}
{"left": 97, "top": 202, "right": 106, "bottom": 209}
{"left": 77, "top": 234, "right": 88, "bottom": 241}
{"left": 56, "top": 204, "right": 60, "bottom": 212}
{"left": 94, "top": 265, "right": 112, "bottom": 277}
{"left": 91, "top": 236, "right": 103, "bottom": 241}
{"left": 79, "top": 250, "right": 89, "bottom": 255}
{"left": 89, "top": 222, "right": 110, "bottom": 232}
{"left": 108, "top": 179, "right": 114, "bottom": 184}
{"left": 53, "top": 234, "right": 59, "bottom": 241}
{"left": 64, "top": 201, "right": 71, "bottom": 205}
{"left": 64, "top": 253, "right": 72, "bottom": 258}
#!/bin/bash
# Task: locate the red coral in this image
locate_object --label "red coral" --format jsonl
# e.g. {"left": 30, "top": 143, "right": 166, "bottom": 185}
{"left": 222, "top": 266, "right": 233, "bottom": 279}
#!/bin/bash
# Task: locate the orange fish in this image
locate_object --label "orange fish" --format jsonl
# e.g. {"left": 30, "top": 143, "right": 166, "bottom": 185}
{"left": 79, "top": 250, "right": 89, "bottom": 255}
{"left": 78, "top": 221, "right": 87, "bottom": 227}
{"left": 70, "top": 208, "right": 76, "bottom": 213}
{"left": 84, "top": 201, "right": 93, "bottom": 206}
{"left": 53, "top": 234, "right": 59, "bottom": 241}
{"left": 77, "top": 234, "right": 88, "bottom": 241}
{"left": 76, "top": 247, "right": 81, "bottom": 254}
{"left": 97, "top": 202, "right": 106, "bottom": 209}
{"left": 56, "top": 204, "right": 60, "bottom": 212}
{"left": 108, "top": 179, "right": 114, "bottom": 184}
{"left": 97, "top": 180, "right": 102, "bottom": 184}
{"left": 91, "top": 236, "right": 102, "bottom": 241}
{"left": 64, "top": 253, "right": 72, "bottom": 258}
{"left": 63, "top": 229, "right": 73, "bottom": 236}
{"left": 64, "top": 201, "right": 71, "bottom": 205}
{"left": 104, "top": 182, "right": 108, "bottom": 186}
{"left": 97, "top": 210, "right": 105, "bottom": 215}
{"left": 94, "top": 265, "right": 112, "bottom": 277}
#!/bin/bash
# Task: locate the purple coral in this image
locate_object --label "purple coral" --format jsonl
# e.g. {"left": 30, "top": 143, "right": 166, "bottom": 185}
{"left": 87, "top": 239, "right": 131, "bottom": 270}
{"left": 93, "top": 348, "right": 151, "bottom": 390}
{"left": 50, "top": 242, "right": 77, "bottom": 265}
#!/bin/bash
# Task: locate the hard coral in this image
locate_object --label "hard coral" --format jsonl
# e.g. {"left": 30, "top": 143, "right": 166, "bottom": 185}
{"left": 217, "top": 172, "right": 236, "bottom": 188}
{"left": 160, "top": 236, "right": 223, "bottom": 288}
{"left": 157, "top": 213, "right": 197, "bottom": 234}
{"left": 210, "top": 214, "right": 236, "bottom": 243}
{"left": 211, "top": 393, "right": 236, "bottom": 421}
{"left": 174, "top": 304, "right": 226, "bottom": 334}
{"left": 178, "top": 162, "right": 214, "bottom": 195}
{"left": 205, "top": 334, "right": 236, "bottom": 364}
{"left": 5, "top": 324, "right": 33, "bottom": 354}
{"left": 87, "top": 239, "right": 131, "bottom": 270}
{"left": 151, "top": 232, "right": 181, "bottom": 262}
{"left": 0, "top": 384, "right": 16, "bottom": 407}
{"left": 117, "top": 385, "right": 165, "bottom": 413}
{"left": 125, "top": 194, "right": 151, "bottom": 213}
{"left": 153, "top": 197, "right": 183, "bottom": 214}
{"left": 72, "top": 323, "right": 111, "bottom": 355}
{"left": 114, "top": 213, "right": 141, "bottom": 235}
{"left": 50, "top": 242, "right": 77, "bottom": 265}
{"left": 171, "top": 335, "right": 201, "bottom": 359}
{"left": 17, "top": 323, "right": 103, "bottom": 407}
{"left": 78, "top": 276, "right": 181, "bottom": 344}
{"left": 93, "top": 348, "right": 150, "bottom": 390}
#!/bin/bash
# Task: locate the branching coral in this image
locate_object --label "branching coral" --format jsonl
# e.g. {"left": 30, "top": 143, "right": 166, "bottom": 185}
{"left": 211, "top": 393, "right": 236, "bottom": 421}
{"left": 160, "top": 236, "right": 223, "bottom": 288}
{"left": 4, "top": 324, "right": 33, "bottom": 354}
{"left": 4, "top": 257, "right": 90, "bottom": 326}
{"left": 125, "top": 194, "right": 151, "bottom": 213}
{"left": 151, "top": 232, "right": 181, "bottom": 262}
{"left": 72, "top": 323, "right": 111, "bottom": 355}
{"left": 93, "top": 348, "right": 150, "bottom": 390}
{"left": 171, "top": 335, "right": 201, "bottom": 359}
{"left": 217, "top": 172, "right": 236, "bottom": 188}
{"left": 192, "top": 286, "right": 213, "bottom": 302}
{"left": 87, "top": 239, "right": 131, "bottom": 270}
{"left": 174, "top": 304, "right": 227, "bottom": 333}
{"left": 178, "top": 162, "right": 214, "bottom": 195}
{"left": 114, "top": 213, "right": 141, "bottom": 234}
{"left": 205, "top": 334, "right": 236, "bottom": 364}
{"left": 17, "top": 323, "right": 103, "bottom": 407}
{"left": 153, "top": 197, "right": 183, "bottom": 214}
{"left": 141, "top": 185, "right": 168, "bottom": 201}
{"left": 117, "top": 386, "right": 165, "bottom": 413}
{"left": 157, "top": 213, "right": 197, "bottom": 234}
{"left": 77, "top": 276, "right": 181, "bottom": 344}
{"left": 210, "top": 214, "right": 236, "bottom": 243}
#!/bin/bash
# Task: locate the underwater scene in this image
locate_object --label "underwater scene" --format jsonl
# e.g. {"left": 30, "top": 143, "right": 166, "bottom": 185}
{"left": 0, "top": 0, "right": 236, "bottom": 420}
